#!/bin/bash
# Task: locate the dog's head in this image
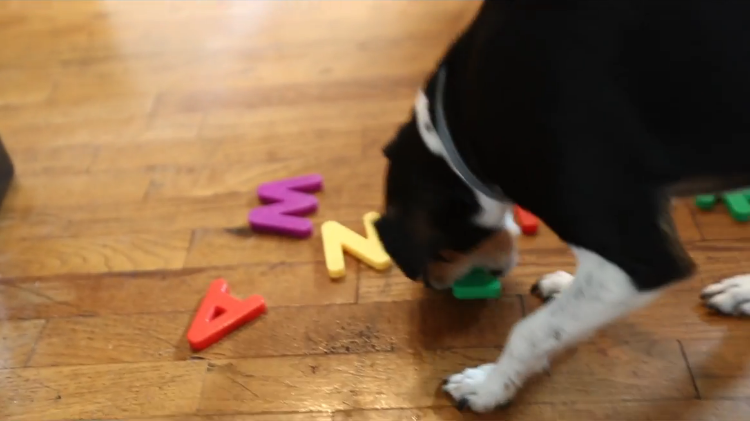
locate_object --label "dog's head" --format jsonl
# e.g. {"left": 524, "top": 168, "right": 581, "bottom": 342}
{"left": 374, "top": 95, "right": 519, "bottom": 290}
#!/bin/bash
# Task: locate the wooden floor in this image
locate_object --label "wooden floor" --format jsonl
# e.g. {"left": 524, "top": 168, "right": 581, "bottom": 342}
{"left": 1, "top": 1, "right": 749, "bottom": 420}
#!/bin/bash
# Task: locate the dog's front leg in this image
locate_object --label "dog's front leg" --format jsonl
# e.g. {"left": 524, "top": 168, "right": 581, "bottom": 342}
{"left": 443, "top": 247, "right": 661, "bottom": 412}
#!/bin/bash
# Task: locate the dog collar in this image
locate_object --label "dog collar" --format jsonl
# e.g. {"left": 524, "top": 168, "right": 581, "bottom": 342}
{"left": 426, "top": 67, "right": 507, "bottom": 202}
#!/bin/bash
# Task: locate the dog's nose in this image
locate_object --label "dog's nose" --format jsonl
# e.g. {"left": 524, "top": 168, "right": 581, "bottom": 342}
{"left": 489, "top": 269, "right": 506, "bottom": 278}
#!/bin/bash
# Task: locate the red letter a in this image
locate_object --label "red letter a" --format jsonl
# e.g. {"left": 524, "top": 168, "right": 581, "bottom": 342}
{"left": 187, "top": 279, "right": 267, "bottom": 351}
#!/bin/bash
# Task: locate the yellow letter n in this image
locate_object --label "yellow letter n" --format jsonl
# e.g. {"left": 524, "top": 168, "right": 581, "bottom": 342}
{"left": 321, "top": 211, "right": 392, "bottom": 279}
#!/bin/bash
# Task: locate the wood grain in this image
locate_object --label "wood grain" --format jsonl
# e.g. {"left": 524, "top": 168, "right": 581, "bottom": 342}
{"left": 127, "top": 415, "right": 333, "bottom": 421}
{"left": 0, "top": 68, "right": 55, "bottom": 106}
{"left": 156, "top": 76, "right": 420, "bottom": 115}
{"left": 27, "top": 296, "right": 522, "bottom": 367}
{"left": 50, "top": 42, "right": 443, "bottom": 101}
{"left": 201, "top": 98, "right": 409, "bottom": 139}
{"left": 3, "top": 111, "right": 205, "bottom": 149}
{"left": 682, "top": 338, "right": 750, "bottom": 399}
{"left": 198, "top": 349, "right": 500, "bottom": 414}
{"left": 335, "top": 401, "right": 750, "bottom": 421}
{"left": 0, "top": 1, "right": 479, "bottom": 65}
{"left": 6, "top": 143, "right": 98, "bottom": 176}
{"left": 0, "top": 94, "right": 155, "bottom": 129}
{"left": 0, "top": 360, "right": 207, "bottom": 421}
{"left": 0, "top": 230, "right": 191, "bottom": 277}
{"left": 199, "top": 341, "right": 691, "bottom": 415}
{"left": 146, "top": 153, "right": 386, "bottom": 203}
{"left": 0, "top": 262, "right": 357, "bottom": 320}
{"left": 0, "top": 319, "right": 46, "bottom": 368}
{"left": 90, "top": 127, "right": 392, "bottom": 172}
{"left": 0, "top": 193, "right": 253, "bottom": 239}
{"left": 2, "top": 171, "right": 152, "bottom": 210}
{"left": 690, "top": 202, "right": 750, "bottom": 240}
{"left": 522, "top": 340, "right": 695, "bottom": 403}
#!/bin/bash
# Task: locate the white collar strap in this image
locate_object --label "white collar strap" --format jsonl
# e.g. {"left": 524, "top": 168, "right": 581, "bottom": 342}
{"left": 415, "top": 66, "right": 507, "bottom": 202}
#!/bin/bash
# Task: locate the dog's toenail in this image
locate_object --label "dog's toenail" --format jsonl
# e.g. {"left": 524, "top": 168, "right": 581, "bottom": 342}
{"left": 530, "top": 283, "right": 541, "bottom": 295}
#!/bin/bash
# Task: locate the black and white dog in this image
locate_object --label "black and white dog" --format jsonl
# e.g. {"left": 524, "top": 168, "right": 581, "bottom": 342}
{"left": 374, "top": 0, "right": 750, "bottom": 413}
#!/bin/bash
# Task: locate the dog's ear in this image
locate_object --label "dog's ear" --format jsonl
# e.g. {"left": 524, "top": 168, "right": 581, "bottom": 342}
{"left": 374, "top": 214, "right": 429, "bottom": 281}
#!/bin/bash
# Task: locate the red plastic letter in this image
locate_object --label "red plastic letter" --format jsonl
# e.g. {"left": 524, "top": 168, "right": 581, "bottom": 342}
{"left": 514, "top": 205, "right": 539, "bottom": 236}
{"left": 187, "top": 279, "right": 267, "bottom": 351}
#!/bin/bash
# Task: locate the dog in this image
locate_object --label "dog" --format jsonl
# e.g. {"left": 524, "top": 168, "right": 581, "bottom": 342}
{"left": 373, "top": 0, "right": 750, "bottom": 413}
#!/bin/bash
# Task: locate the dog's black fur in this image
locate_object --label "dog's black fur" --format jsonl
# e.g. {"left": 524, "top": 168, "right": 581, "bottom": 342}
{"left": 375, "top": 0, "right": 750, "bottom": 290}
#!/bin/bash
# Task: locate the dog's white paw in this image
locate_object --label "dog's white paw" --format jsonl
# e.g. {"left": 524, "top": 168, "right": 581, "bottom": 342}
{"left": 531, "top": 270, "right": 574, "bottom": 301}
{"left": 701, "top": 274, "right": 750, "bottom": 316}
{"left": 443, "top": 363, "right": 517, "bottom": 413}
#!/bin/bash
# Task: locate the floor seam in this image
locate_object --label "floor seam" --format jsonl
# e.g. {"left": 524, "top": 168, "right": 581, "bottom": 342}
{"left": 678, "top": 339, "right": 702, "bottom": 400}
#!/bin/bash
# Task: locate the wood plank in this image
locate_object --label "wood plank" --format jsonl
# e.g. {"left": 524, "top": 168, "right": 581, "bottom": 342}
{"left": 146, "top": 153, "right": 386, "bottom": 202}
{"left": 0, "top": 93, "right": 155, "bottom": 129}
{"left": 0, "top": 360, "right": 207, "bottom": 421}
{"left": 28, "top": 313, "right": 191, "bottom": 367}
{"left": 682, "top": 338, "right": 750, "bottom": 399}
{"left": 200, "top": 98, "right": 409, "bottom": 139}
{"left": 0, "top": 1, "right": 478, "bottom": 64}
{"left": 0, "top": 262, "right": 357, "bottom": 320}
{"left": 27, "top": 296, "right": 522, "bottom": 367}
{"left": 523, "top": 340, "right": 694, "bottom": 403}
{"left": 1, "top": 111, "right": 204, "bottom": 149}
{"left": 0, "top": 319, "right": 46, "bottom": 368}
{"left": 183, "top": 226, "right": 341, "bottom": 268}
{"left": 5, "top": 143, "right": 98, "bottom": 176}
{"left": 674, "top": 199, "right": 704, "bottom": 242}
{"left": 0, "top": 230, "right": 191, "bottom": 277}
{"left": 156, "top": 75, "right": 420, "bottom": 114}
{"left": 0, "top": 68, "right": 55, "bottom": 106}
{"left": 1, "top": 1, "right": 477, "bottom": 28}
{"left": 0, "top": 145, "right": 385, "bottom": 240}
{"left": 2, "top": 171, "right": 152, "bottom": 210}
{"left": 206, "top": 128, "right": 387, "bottom": 168}
{"left": 51, "top": 41, "right": 446, "bottom": 101}
{"left": 90, "top": 127, "right": 391, "bottom": 172}
{"left": 125, "top": 414, "right": 333, "bottom": 421}
{"left": 199, "top": 340, "right": 691, "bottom": 414}
{"left": 690, "top": 240, "right": 750, "bottom": 286}
{"left": 199, "top": 349, "right": 496, "bottom": 414}
{"left": 690, "top": 202, "right": 750, "bottom": 240}
{"left": 334, "top": 401, "right": 750, "bottom": 421}
{"left": 0, "top": 193, "right": 254, "bottom": 239}
{"left": 90, "top": 137, "right": 218, "bottom": 172}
